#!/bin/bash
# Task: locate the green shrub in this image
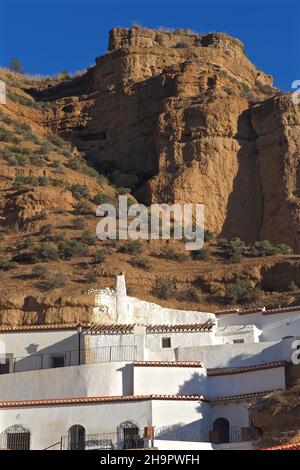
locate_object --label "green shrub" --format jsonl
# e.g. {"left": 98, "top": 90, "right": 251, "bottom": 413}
{"left": 204, "top": 229, "right": 214, "bottom": 242}
{"left": 74, "top": 201, "right": 94, "bottom": 215}
{"left": 72, "top": 218, "right": 86, "bottom": 230}
{"left": 44, "top": 272, "right": 67, "bottom": 289}
{"left": 191, "top": 248, "right": 210, "bottom": 260}
{"left": 0, "top": 126, "right": 20, "bottom": 143}
{"left": 47, "top": 134, "right": 68, "bottom": 149}
{"left": 0, "top": 257, "right": 17, "bottom": 271}
{"left": 118, "top": 240, "right": 143, "bottom": 255}
{"left": 33, "top": 243, "right": 59, "bottom": 261}
{"left": 81, "top": 231, "right": 96, "bottom": 246}
{"left": 58, "top": 239, "right": 89, "bottom": 259}
{"left": 250, "top": 240, "right": 292, "bottom": 257}
{"left": 85, "top": 270, "right": 98, "bottom": 284}
{"left": 2, "top": 115, "right": 13, "bottom": 125}
{"left": 50, "top": 178, "right": 63, "bottom": 187}
{"left": 177, "top": 287, "right": 200, "bottom": 303}
{"left": 31, "top": 264, "right": 48, "bottom": 279}
{"left": 130, "top": 256, "right": 151, "bottom": 271}
{"left": 94, "top": 193, "right": 112, "bottom": 205}
{"left": 152, "top": 277, "right": 173, "bottom": 300}
{"left": 68, "top": 184, "right": 90, "bottom": 200}
{"left": 92, "top": 249, "right": 106, "bottom": 264}
{"left": 227, "top": 238, "right": 246, "bottom": 262}
{"left": 159, "top": 245, "right": 187, "bottom": 262}
{"left": 40, "top": 224, "right": 53, "bottom": 235}
{"left": 225, "top": 277, "right": 261, "bottom": 304}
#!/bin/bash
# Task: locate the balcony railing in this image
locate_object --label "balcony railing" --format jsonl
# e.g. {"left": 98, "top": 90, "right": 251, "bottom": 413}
{"left": 3, "top": 345, "right": 137, "bottom": 374}
{"left": 60, "top": 431, "right": 145, "bottom": 450}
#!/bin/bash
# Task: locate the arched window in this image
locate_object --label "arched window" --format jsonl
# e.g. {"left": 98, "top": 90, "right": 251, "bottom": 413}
{"left": 117, "top": 421, "right": 141, "bottom": 449}
{"left": 2, "top": 425, "right": 30, "bottom": 450}
{"left": 213, "top": 417, "right": 230, "bottom": 444}
{"left": 68, "top": 425, "right": 85, "bottom": 450}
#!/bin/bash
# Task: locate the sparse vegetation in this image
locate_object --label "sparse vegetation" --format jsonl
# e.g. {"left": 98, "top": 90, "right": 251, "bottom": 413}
{"left": 118, "top": 240, "right": 143, "bottom": 255}
{"left": 191, "top": 248, "right": 210, "bottom": 260}
{"left": 130, "top": 256, "right": 151, "bottom": 271}
{"left": 85, "top": 270, "right": 98, "bottom": 284}
{"left": 152, "top": 277, "right": 173, "bottom": 300}
{"left": 225, "top": 277, "right": 261, "bottom": 304}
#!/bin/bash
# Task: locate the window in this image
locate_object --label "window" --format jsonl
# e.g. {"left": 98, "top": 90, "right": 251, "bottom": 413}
{"left": 50, "top": 354, "right": 65, "bottom": 368}
{"left": 68, "top": 425, "right": 85, "bottom": 450}
{"left": 3, "top": 425, "right": 30, "bottom": 450}
{"left": 0, "top": 358, "right": 10, "bottom": 374}
{"left": 233, "top": 339, "right": 244, "bottom": 344}
{"left": 162, "top": 337, "right": 171, "bottom": 348}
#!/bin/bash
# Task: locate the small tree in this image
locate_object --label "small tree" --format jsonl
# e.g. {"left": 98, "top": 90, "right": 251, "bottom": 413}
{"left": 9, "top": 58, "right": 25, "bottom": 74}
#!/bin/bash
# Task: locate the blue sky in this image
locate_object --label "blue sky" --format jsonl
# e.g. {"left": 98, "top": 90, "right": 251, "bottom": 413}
{"left": 1, "top": 0, "right": 299, "bottom": 90}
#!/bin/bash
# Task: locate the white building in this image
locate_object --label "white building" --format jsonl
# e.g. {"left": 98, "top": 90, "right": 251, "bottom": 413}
{"left": 0, "top": 275, "right": 298, "bottom": 450}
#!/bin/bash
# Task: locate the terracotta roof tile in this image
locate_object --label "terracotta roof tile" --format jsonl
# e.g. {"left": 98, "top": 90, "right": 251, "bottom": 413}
{"left": 0, "top": 390, "right": 279, "bottom": 409}
{"left": 0, "top": 323, "right": 91, "bottom": 333}
{"left": 84, "top": 321, "right": 214, "bottom": 335}
{"left": 133, "top": 361, "right": 204, "bottom": 368}
{"left": 207, "top": 361, "right": 285, "bottom": 376}
{"left": 216, "top": 305, "right": 300, "bottom": 316}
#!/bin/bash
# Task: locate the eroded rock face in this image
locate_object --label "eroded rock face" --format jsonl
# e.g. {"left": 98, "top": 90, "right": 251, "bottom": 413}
{"left": 33, "top": 27, "right": 300, "bottom": 249}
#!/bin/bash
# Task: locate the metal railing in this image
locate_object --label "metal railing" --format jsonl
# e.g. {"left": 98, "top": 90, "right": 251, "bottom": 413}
{"left": 154, "top": 425, "right": 205, "bottom": 442}
{"left": 60, "top": 430, "right": 145, "bottom": 450}
{"left": 5, "top": 345, "right": 137, "bottom": 374}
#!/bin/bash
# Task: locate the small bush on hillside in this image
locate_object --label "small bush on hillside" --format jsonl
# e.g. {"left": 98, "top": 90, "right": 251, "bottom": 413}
{"left": 50, "top": 178, "right": 63, "bottom": 187}
{"left": 204, "top": 229, "right": 214, "bottom": 242}
{"left": 130, "top": 256, "right": 151, "bottom": 271}
{"left": 68, "top": 184, "right": 90, "bottom": 200}
{"left": 118, "top": 240, "right": 143, "bottom": 255}
{"left": 85, "top": 270, "right": 98, "bottom": 284}
{"left": 191, "top": 248, "right": 210, "bottom": 260}
{"left": 33, "top": 244, "right": 59, "bottom": 262}
{"left": 159, "top": 245, "right": 187, "bottom": 262}
{"left": 177, "top": 287, "right": 200, "bottom": 303}
{"left": 0, "top": 257, "right": 17, "bottom": 271}
{"left": 250, "top": 240, "right": 292, "bottom": 257}
{"left": 47, "top": 134, "right": 68, "bottom": 149}
{"left": 74, "top": 201, "right": 94, "bottom": 215}
{"left": 2, "top": 115, "right": 13, "bottom": 125}
{"left": 92, "top": 249, "right": 107, "bottom": 264}
{"left": 58, "top": 239, "right": 89, "bottom": 259}
{"left": 0, "top": 126, "right": 20, "bottom": 143}
{"left": 152, "top": 277, "right": 173, "bottom": 300}
{"left": 72, "top": 218, "right": 86, "bottom": 230}
{"left": 81, "top": 231, "right": 96, "bottom": 246}
{"left": 224, "top": 277, "right": 261, "bottom": 304}
{"left": 44, "top": 272, "right": 67, "bottom": 289}
{"left": 227, "top": 238, "right": 246, "bottom": 262}
{"left": 29, "top": 155, "right": 45, "bottom": 167}
{"left": 31, "top": 264, "right": 48, "bottom": 279}
{"left": 94, "top": 193, "right": 112, "bottom": 205}
{"left": 40, "top": 224, "right": 52, "bottom": 235}
{"left": 39, "top": 142, "right": 52, "bottom": 156}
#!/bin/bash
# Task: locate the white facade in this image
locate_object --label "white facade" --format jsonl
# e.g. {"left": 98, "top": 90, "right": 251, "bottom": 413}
{"left": 0, "top": 275, "right": 298, "bottom": 450}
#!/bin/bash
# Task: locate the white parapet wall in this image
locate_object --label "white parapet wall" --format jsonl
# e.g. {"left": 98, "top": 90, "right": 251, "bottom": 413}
{"left": 91, "top": 275, "right": 216, "bottom": 325}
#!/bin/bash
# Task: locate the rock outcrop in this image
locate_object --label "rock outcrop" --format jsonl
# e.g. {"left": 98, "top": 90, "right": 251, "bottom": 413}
{"left": 30, "top": 26, "right": 300, "bottom": 248}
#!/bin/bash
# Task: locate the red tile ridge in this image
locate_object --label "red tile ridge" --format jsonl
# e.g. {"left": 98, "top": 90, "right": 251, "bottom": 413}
{"left": 207, "top": 361, "right": 285, "bottom": 376}
{"left": 133, "top": 361, "right": 204, "bottom": 368}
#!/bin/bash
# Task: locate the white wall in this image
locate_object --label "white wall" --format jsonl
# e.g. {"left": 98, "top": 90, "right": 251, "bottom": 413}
{"left": 134, "top": 365, "right": 208, "bottom": 395}
{"left": 217, "top": 311, "right": 300, "bottom": 341}
{"left": 176, "top": 339, "right": 292, "bottom": 368}
{"left": 152, "top": 400, "right": 210, "bottom": 442}
{"left": 207, "top": 366, "right": 285, "bottom": 397}
{"left": 0, "top": 400, "right": 152, "bottom": 450}
{"left": 0, "top": 362, "right": 133, "bottom": 401}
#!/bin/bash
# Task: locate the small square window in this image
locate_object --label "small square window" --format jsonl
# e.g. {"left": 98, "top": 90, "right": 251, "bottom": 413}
{"left": 233, "top": 339, "right": 244, "bottom": 344}
{"left": 50, "top": 354, "right": 66, "bottom": 368}
{"left": 162, "top": 337, "right": 171, "bottom": 348}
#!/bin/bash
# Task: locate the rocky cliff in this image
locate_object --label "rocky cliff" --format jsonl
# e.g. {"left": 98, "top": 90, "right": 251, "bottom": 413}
{"left": 1, "top": 26, "right": 300, "bottom": 322}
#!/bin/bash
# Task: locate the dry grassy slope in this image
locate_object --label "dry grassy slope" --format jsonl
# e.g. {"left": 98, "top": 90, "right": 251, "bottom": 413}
{"left": 0, "top": 35, "right": 300, "bottom": 325}
{"left": 250, "top": 386, "right": 300, "bottom": 448}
